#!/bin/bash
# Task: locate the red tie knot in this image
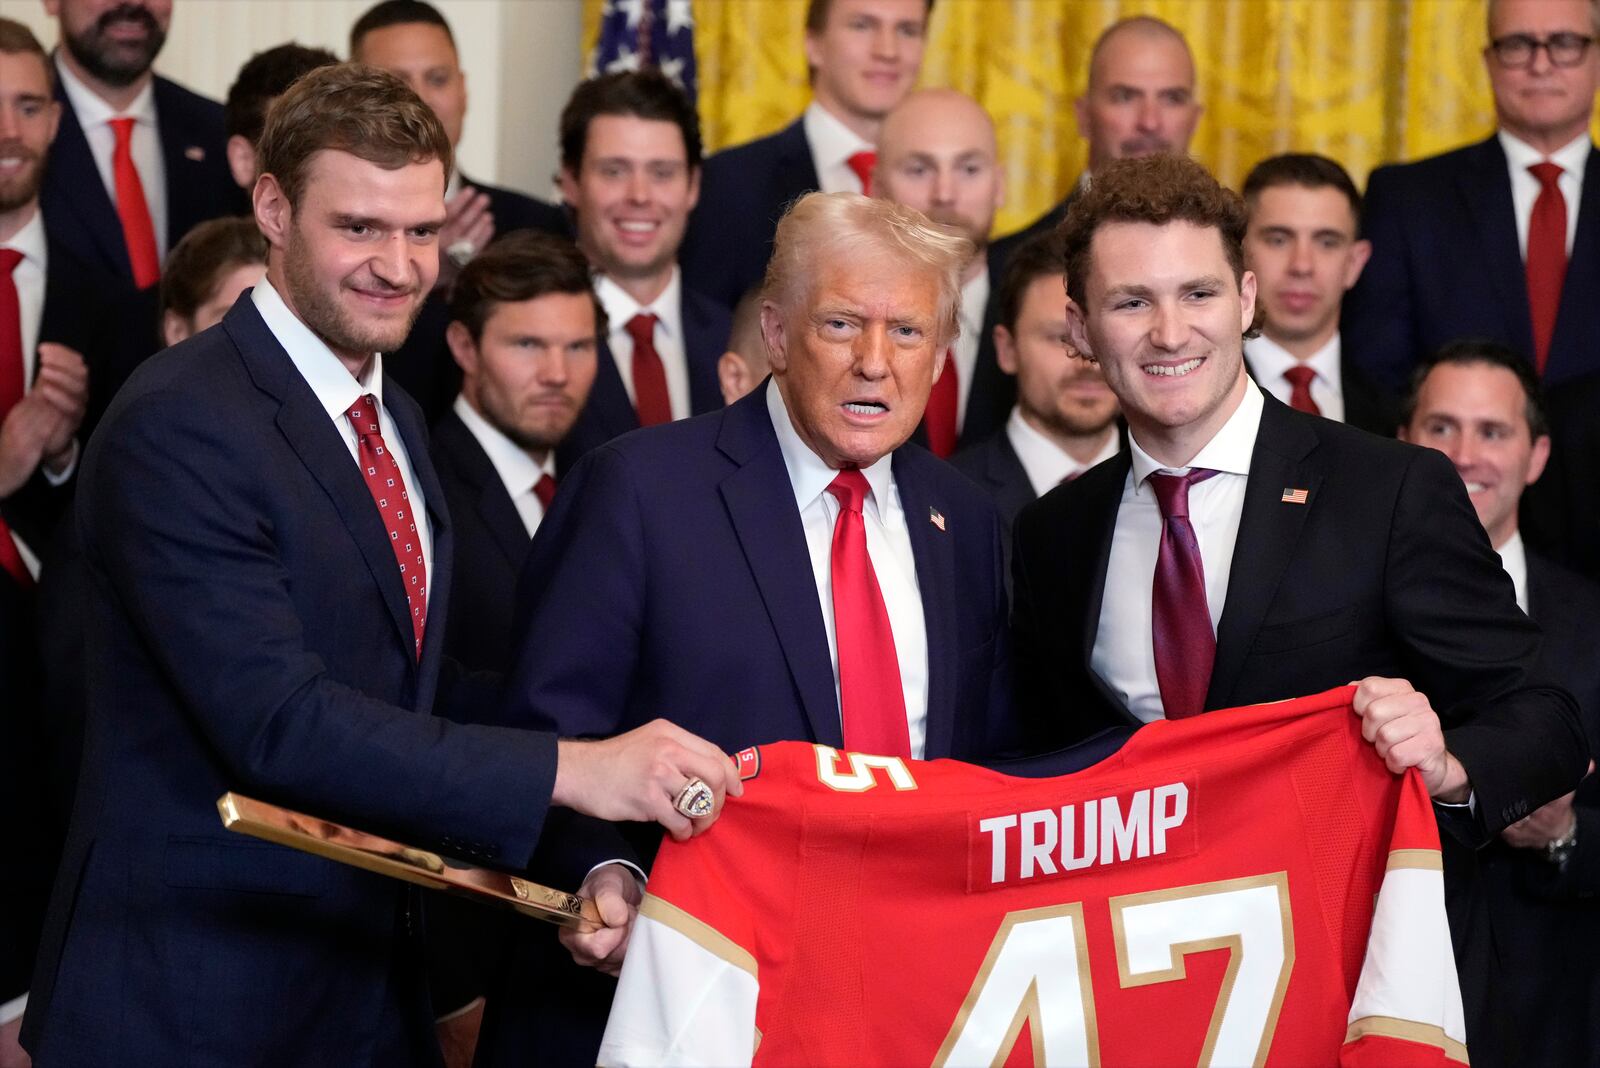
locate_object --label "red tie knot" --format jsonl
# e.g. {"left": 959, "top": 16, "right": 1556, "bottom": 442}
{"left": 847, "top": 150, "right": 877, "bottom": 194}
{"left": 533, "top": 472, "right": 557, "bottom": 511}
{"left": 344, "top": 394, "right": 383, "bottom": 438}
{"left": 1147, "top": 468, "right": 1219, "bottom": 520}
{"left": 1283, "top": 365, "right": 1316, "bottom": 391}
{"left": 626, "top": 312, "right": 658, "bottom": 349}
{"left": 1530, "top": 161, "right": 1564, "bottom": 191}
{"left": 827, "top": 468, "right": 872, "bottom": 515}
{"left": 110, "top": 115, "right": 137, "bottom": 146}
{"left": 0, "top": 248, "right": 20, "bottom": 277}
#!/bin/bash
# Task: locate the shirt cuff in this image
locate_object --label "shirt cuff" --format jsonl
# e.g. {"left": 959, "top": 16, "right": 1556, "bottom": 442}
{"left": 587, "top": 858, "right": 647, "bottom": 889}
{"left": 41, "top": 437, "right": 80, "bottom": 486}
{"left": 0, "top": 991, "right": 25, "bottom": 1026}
{"left": 1434, "top": 790, "right": 1477, "bottom": 815}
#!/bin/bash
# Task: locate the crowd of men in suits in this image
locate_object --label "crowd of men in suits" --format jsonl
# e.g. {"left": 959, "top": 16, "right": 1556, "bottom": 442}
{"left": 0, "top": 0, "right": 1598, "bottom": 1065}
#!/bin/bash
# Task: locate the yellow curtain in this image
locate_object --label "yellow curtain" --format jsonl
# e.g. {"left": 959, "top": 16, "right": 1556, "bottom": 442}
{"left": 584, "top": 0, "right": 1599, "bottom": 236}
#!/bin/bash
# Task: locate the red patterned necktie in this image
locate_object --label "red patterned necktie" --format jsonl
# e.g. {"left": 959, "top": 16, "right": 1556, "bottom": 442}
{"left": 924, "top": 351, "right": 959, "bottom": 457}
{"left": 1526, "top": 161, "right": 1567, "bottom": 375}
{"left": 625, "top": 312, "right": 673, "bottom": 426}
{"left": 826, "top": 469, "right": 911, "bottom": 758}
{"left": 847, "top": 149, "right": 877, "bottom": 195}
{"left": 1282, "top": 365, "right": 1321, "bottom": 416}
{"left": 345, "top": 395, "right": 427, "bottom": 659}
{"left": 1148, "top": 468, "right": 1219, "bottom": 719}
{"left": 0, "top": 248, "right": 32, "bottom": 588}
{"left": 109, "top": 117, "right": 160, "bottom": 289}
{"left": 533, "top": 472, "right": 557, "bottom": 511}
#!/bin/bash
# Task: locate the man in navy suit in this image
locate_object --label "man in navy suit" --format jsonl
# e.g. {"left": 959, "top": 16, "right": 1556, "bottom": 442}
{"left": 1345, "top": 0, "right": 1600, "bottom": 390}
{"left": 680, "top": 0, "right": 931, "bottom": 311}
{"left": 479, "top": 191, "right": 1017, "bottom": 1066}
{"left": 39, "top": 0, "right": 238, "bottom": 291}
{"left": 1400, "top": 340, "right": 1600, "bottom": 1068}
{"left": 20, "top": 64, "right": 738, "bottom": 1068}
{"left": 554, "top": 70, "right": 728, "bottom": 469}
{"left": 352, "top": 0, "right": 571, "bottom": 424}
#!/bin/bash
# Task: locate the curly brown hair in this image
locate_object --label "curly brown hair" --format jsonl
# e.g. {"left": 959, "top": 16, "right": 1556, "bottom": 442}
{"left": 1058, "top": 155, "right": 1248, "bottom": 311}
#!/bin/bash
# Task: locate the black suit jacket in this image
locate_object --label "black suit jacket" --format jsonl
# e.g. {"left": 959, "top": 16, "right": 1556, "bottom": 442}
{"left": 680, "top": 117, "right": 819, "bottom": 310}
{"left": 1524, "top": 369, "right": 1600, "bottom": 581}
{"left": 1345, "top": 135, "right": 1600, "bottom": 390}
{"left": 556, "top": 284, "right": 728, "bottom": 471}
{"left": 41, "top": 71, "right": 238, "bottom": 288}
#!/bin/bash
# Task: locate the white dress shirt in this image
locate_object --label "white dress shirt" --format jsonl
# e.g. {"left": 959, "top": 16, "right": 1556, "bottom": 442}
{"left": 1496, "top": 530, "right": 1530, "bottom": 615}
{"left": 1245, "top": 332, "right": 1346, "bottom": 423}
{"left": 596, "top": 267, "right": 692, "bottom": 422}
{"left": 767, "top": 380, "right": 929, "bottom": 756}
{"left": 952, "top": 267, "right": 990, "bottom": 430}
{"left": 1005, "top": 407, "right": 1121, "bottom": 497}
{"left": 1091, "top": 382, "right": 1264, "bottom": 722}
{"left": 1499, "top": 129, "right": 1589, "bottom": 259}
{"left": 803, "top": 101, "right": 875, "bottom": 194}
{"left": 252, "top": 279, "right": 432, "bottom": 599}
{"left": 56, "top": 58, "right": 168, "bottom": 261}
{"left": 452, "top": 393, "right": 556, "bottom": 538}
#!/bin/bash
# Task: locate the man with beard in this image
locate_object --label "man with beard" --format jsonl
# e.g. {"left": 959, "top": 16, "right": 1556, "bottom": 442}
{"left": 873, "top": 88, "right": 1011, "bottom": 454}
{"left": 39, "top": 0, "right": 236, "bottom": 291}
{"left": 952, "top": 232, "right": 1120, "bottom": 577}
{"left": 20, "top": 64, "right": 739, "bottom": 1067}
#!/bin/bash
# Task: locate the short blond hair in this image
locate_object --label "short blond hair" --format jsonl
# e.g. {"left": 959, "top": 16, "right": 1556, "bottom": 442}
{"left": 763, "top": 191, "right": 972, "bottom": 344}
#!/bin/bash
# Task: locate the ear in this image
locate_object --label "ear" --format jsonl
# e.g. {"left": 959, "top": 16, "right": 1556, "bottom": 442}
{"left": 558, "top": 165, "right": 580, "bottom": 210}
{"left": 803, "top": 29, "right": 824, "bottom": 72}
{"left": 760, "top": 300, "right": 790, "bottom": 374}
{"left": 161, "top": 310, "right": 190, "bottom": 348}
{"left": 1064, "top": 297, "right": 1094, "bottom": 360}
{"left": 445, "top": 320, "right": 479, "bottom": 375}
{"left": 226, "top": 135, "right": 256, "bottom": 193}
{"left": 717, "top": 351, "right": 751, "bottom": 406}
{"left": 1343, "top": 239, "right": 1373, "bottom": 291}
{"left": 993, "top": 323, "right": 1018, "bottom": 375}
{"left": 992, "top": 161, "right": 1006, "bottom": 215}
{"left": 685, "top": 163, "right": 702, "bottom": 213}
{"left": 253, "top": 172, "right": 291, "bottom": 252}
{"left": 42, "top": 98, "right": 59, "bottom": 147}
{"left": 1238, "top": 269, "right": 1258, "bottom": 334}
{"left": 1527, "top": 433, "right": 1552, "bottom": 486}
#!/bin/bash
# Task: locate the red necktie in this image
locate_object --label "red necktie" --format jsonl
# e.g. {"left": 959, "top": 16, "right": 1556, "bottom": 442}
{"left": 0, "top": 249, "right": 32, "bottom": 588}
{"left": 533, "top": 472, "right": 557, "bottom": 511}
{"left": 826, "top": 469, "right": 911, "bottom": 758}
{"left": 625, "top": 312, "right": 672, "bottom": 426}
{"left": 923, "top": 351, "right": 958, "bottom": 458}
{"left": 1282, "top": 365, "right": 1321, "bottom": 416}
{"left": 1526, "top": 161, "right": 1567, "bottom": 375}
{"left": 109, "top": 117, "right": 160, "bottom": 289}
{"left": 1149, "top": 468, "right": 1219, "bottom": 719}
{"left": 846, "top": 150, "right": 877, "bottom": 195}
{"left": 346, "top": 395, "right": 427, "bottom": 659}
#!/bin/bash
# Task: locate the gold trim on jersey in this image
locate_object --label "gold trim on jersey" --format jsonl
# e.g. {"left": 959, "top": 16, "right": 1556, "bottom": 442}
{"left": 638, "top": 894, "right": 757, "bottom": 979}
{"left": 1385, "top": 848, "right": 1444, "bottom": 872}
{"left": 1345, "top": 1015, "right": 1470, "bottom": 1064}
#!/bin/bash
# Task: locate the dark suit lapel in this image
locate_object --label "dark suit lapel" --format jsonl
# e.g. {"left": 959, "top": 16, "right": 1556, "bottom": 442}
{"left": 715, "top": 390, "right": 841, "bottom": 746}
{"left": 436, "top": 414, "right": 531, "bottom": 570}
{"left": 1207, "top": 396, "right": 1322, "bottom": 709}
{"left": 591, "top": 339, "right": 643, "bottom": 437}
{"left": 1549, "top": 143, "right": 1600, "bottom": 381}
{"left": 48, "top": 79, "right": 131, "bottom": 278}
{"left": 1456, "top": 136, "right": 1534, "bottom": 353}
{"left": 224, "top": 298, "right": 419, "bottom": 669}
{"left": 984, "top": 433, "right": 1039, "bottom": 519}
{"left": 680, "top": 288, "right": 729, "bottom": 415}
{"left": 385, "top": 386, "right": 453, "bottom": 701}
{"left": 774, "top": 118, "right": 822, "bottom": 204}
{"left": 1079, "top": 453, "right": 1132, "bottom": 714}
{"left": 152, "top": 78, "right": 208, "bottom": 248}
{"left": 893, "top": 450, "right": 959, "bottom": 757}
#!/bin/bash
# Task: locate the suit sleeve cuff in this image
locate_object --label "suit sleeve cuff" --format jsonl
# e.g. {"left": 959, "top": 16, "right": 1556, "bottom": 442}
{"left": 0, "top": 992, "right": 26, "bottom": 1026}
{"left": 42, "top": 438, "right": 80, "bottom": 486}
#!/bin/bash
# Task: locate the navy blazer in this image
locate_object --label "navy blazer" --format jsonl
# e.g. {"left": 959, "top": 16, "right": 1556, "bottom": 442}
{"left": 680, "top": 117, "right": 820, "bottom": 310}
{"left": 556, "top": 284, "right": 728, "bottom": 470}
{"left": 41, "top": 72, "right": 238, "bottom": 288}
{"left": 22, "top": 295, "right": 560, "bottom": 1066}
{"left": 1345, "top": 135, "right": 1600, "bottom": 390}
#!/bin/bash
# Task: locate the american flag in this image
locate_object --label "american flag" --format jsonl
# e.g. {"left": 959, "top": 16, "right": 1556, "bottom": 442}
{"left": 590, "top": 0, "right": 698, "bottom": 102}
{"left": 1281, "top": 487, "right": 1309, "bottom": 505}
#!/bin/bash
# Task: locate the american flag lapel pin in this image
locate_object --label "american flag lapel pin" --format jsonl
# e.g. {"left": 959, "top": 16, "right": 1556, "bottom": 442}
{"left": 184, "top": 145, "right": 206, "bottom": 161}
{"left": 929, "top": 506, "right": 946, "bottom": 532}
{"left": 1281, "top": 487, "right": 1309, "bottom": 505}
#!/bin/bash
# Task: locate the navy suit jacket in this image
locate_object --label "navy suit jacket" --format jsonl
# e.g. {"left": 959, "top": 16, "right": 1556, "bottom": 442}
{"left": 41, "top": 72, "right": 238, "bottom": 288}
{"left": 556, "top": 284, "right": 728, "bottom": 470}
{"left": 1345, "top": 135, "right": 1600, "bottom": 390}
{"left": 950, "top": 427, "right": 1035, "bottom": 582}
{"left": 22, "top": 296, "right": 560, "bottom": 1066}
{"left": 680, "top": 117, "right": 819, "bottom": 310}
{"left": 1524, "top": 369, "right": 1600, "bottom": 581}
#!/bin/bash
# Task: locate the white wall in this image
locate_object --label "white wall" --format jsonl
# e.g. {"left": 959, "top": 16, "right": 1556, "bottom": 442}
{"left": 4, "top": 0, "right": 585, "bottom": 200}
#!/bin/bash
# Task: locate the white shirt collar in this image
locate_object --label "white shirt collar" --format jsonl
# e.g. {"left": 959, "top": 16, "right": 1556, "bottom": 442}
{"left": 1495, "top": 529, "right": 1530, "bottom": 615}
{"left": 56, "top": 54, "right": 156, "bottom": 128}
{"left": 451, "top": 393, "right": 551, "bottom": 499}
{"left": 1245, "top": 331, "right": 1343, "bottom": 399}
{"left": 3, "top": 208, "right": 47, "bottom": 270}
{"left": 596, "top": 266, "right": 683, "bottom": 344}
{"left": 960, "top": 268, "right": 990, "bottom": 337}
{"left": 803, "top": 100, "right": 873, "bottom": 175}
{"left": 1006, "top": 406, "right": 1120, "bottom": 495}
{"left": 766, "top": 377, "right": 894, "bottom": 518}
{"left": 1128, "top": 377, "right": 1263, "bottom": 493}
{"left": 1498, "top": 128, "right": 1591, "bottom": 184}
{"left": 251, "top": 276, "right": 384, "bottom": 419}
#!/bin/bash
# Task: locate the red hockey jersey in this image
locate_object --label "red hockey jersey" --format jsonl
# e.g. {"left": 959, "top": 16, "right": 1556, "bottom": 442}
{"left": 599, "top": 687, "right": 1467, "bottom": 1067}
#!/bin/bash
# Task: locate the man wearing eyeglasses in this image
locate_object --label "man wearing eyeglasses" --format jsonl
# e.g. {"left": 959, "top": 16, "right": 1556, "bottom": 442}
{"left": 1346, "top": 0, "right": 1600, "bottom": 393}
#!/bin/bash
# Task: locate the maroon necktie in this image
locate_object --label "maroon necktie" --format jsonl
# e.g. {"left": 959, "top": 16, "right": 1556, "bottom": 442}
{"left": 1149, "top": 468, "right": 1219, "bottom": 719}
{"left": 1526, "top": 161, "right": 1567, "bottom": 375}
{"left": 847, "top": 150, "right": 877, "bottom": 195}
{"left": 345, "top": 395, "right": 427, "bottom": 659}
{"left": 923, "top": 352, "right": 958, "bottom": 457}
{"left": 0, "top": 249, "right": 32, "bottom": 588}
{"left": 533, "top": 472, "right": 557, "bottom": 511}
{"left": 1282, "top": 365, "right": 1321, "bottom": 416}
{"left": 110, "top": 117, "right": 160, "bottom": 289}
{"left": 625, "top": 313, "right": 673, "bottom": 426}
{"left": 826, "top": 469, "right": 911, "bottom": 758}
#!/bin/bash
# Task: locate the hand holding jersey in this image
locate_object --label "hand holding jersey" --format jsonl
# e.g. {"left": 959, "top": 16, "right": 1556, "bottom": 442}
{"left": 1354, "top": 677, "right": 1472, "bottom": 803}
